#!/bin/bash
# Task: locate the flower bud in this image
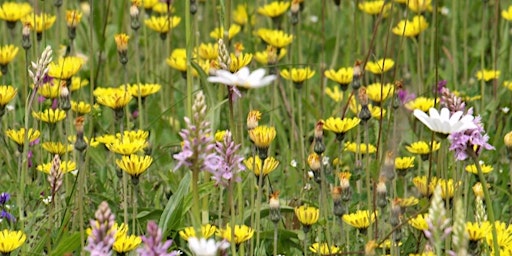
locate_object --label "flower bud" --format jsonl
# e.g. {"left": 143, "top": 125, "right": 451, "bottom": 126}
{"left": 376, "top": 178, "right": 387, "bottom": 208}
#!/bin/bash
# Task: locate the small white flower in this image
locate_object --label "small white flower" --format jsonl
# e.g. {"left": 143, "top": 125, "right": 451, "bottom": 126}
{"left": 188, "top": 237, "right": 228, "bottom": 256}
{"left": 440, "top": 7, "right": 450, "bottom": 16}
{"left": 413, "top": 107, "right": 477, "bottom": 135}
{"left": 207, "top": 67, "right": 277, "bottom": 89}
{"left": 322, "top": 156, "right": 330, "bottom": 166}
{"left": 309, "top": 15, "right": 319, "bottom": 23}
{"left": 290, "top": 159, "right": 297, "bottom": 168}
{"left": 42, "top": 196, "right": 52, "bottom": 205}
{"left": 303, "top": 183, "right": 312, "bottom": 191}
{"left": 307, "top": 171, "right": 314, "bottom": 178}
{"left": 502, "top": 107, "right": 510, "bottom": 114}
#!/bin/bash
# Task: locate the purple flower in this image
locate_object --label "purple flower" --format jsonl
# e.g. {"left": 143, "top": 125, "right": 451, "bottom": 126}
{"left": 211, "top": 131, "right": 245, "bottom": 187}
{"left": 85, "top": 201, "right": 116, "bottom": 256}
{"left": 0, "top": 193, "right": 10, "bottom": 205}
{"left": 397, "top": 88, "right": 415, "bottom": 105}
{"left": 0, "top": 210, "right": 15, "bottom": 222}
{"left": 448, "top": 109, "right": 494, "bottom": 161}
{"left": 436, "top": 80, "right": 447, "bottom": 94}
{"left": 137, "top": 221, "right": 179, "bottom": 256}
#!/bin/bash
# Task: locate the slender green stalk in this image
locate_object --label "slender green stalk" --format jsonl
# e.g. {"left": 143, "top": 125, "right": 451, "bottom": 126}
{"left": 132, "top": 184, "right": 138, "bottom": 234}
{"left": 229, "top": 181, "right": 237, "bottom": 256}
{"left": 254, "top": 167, "right": 265, "bottom": 254}
{"left": 273, "top": 222, "right": 278, "bottom": 256}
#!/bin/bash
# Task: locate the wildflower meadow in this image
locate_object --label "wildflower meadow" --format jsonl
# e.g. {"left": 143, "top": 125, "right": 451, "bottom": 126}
{"left": 1, "top": 0, "right": 512, "bottom": 255}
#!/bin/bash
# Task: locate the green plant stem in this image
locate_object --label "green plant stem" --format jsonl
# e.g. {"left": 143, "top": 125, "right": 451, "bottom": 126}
{"left": 254, "top": 171, "right": 265, "bottom": 254}
{"left": 185, "top": 0, "right": 193, "bottom": 117}
{"left": 469, "top": 150, "right": 498, "bottom": 256}
{"left": 76, "top": 151, "right": 86, "bottom": 251}
{"left": 363, "top": 123, "right": 373, "bottom": 240}
{"left": 229, "top": 181, "right": 237, "bottom": 256}
{"left": 132, "top": 184, "right": 138, "bottom": 234}
{"left": 273, "top": 222, "right": 278, "bottom": 256}
{"left": 191, "top": 168, "right": 201, "bottom": 229}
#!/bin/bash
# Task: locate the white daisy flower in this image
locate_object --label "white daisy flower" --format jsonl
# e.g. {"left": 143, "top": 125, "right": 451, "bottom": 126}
{"left": 413, "top": 107, "right": 477, "bottom": 135}
{"left": 207, "top": 67, "right": 277, "bottom": 89}
{"left": 188, "top": 237, "right": 229, "bottom": 256}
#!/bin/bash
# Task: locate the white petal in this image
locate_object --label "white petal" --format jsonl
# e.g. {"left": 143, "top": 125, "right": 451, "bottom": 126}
{"left": 414, "top": 109, "right": 435, "bottom": 131}
{"left": 439, "top": 108, "right": 450, "bottom": 121}
{"left": 449, "top": 111, "right": 463, "bottom": 125}
{"left": 235, "top": 67, "right": 250, "bottom": 79}
{"left": 429, "top": 108, "right": 440, "bottom": 120}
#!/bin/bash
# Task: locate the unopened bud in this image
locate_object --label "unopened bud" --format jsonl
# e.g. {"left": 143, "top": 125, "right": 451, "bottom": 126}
{"left": 269, "top": 191, "right": 281, "bottom": 223}
{"left": 376, "top": 178, "right": 387, "bottom": 208}
{"left": 307, "top": 153, "right": 321, "bottom": 172}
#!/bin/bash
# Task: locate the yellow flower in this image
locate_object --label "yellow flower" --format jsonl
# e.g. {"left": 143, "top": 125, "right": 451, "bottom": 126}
{"left": 229, "top": 53, "right": 253, "bottom": 72}
{"left": 395, "top": 156, "right": 415, "bottom": 170}
{"left": 0, "top": 2, "right": 32, "bottom": 24}
{"left": 70, "top": 77, "right": 89, "bottom": 91}
{"left": 365, "top": 58, "right": 395, "bottom": 74}
{"left": 412, "top": 176, "right": 437, "bottom": 196}
{"left": 166, "top": 48, "right": 187, "bottom": 72}
{"left": 280, "top": 67, "right": 315, "bottom": 83}
{"left": 214, "top": 130, "right": 227, "bottom": 142}
{"left": 0, "top": 85, "right": 17, "bottom": 106}
{"left": 323, "top": 117, "right": 360, "bottom": 140}
{"left": 249, "top": 125, "right": 277, "bottom": 150}
{"left": 179, "top": 224, "right": 217, "bottom": 241}
{"left": 503, "top": 6, "right": 512, "bottom": 21}
{"left": 114, "top": 33, "right": 130, "bottom": 52}
{"left": 325, "top": 86, "right": 343, "bottom": 102}
{"left": 233, "top": 4, "right": 249, "bottom": 26}
{"left": 257, "top": 1, "right": 290, "bottom": 18}
{"left": 144, "top": 16, "right": 181, "bottom": 34}
{"left": 404, "top": 97, "right": 438, "bottom": 112}
{"left": 196, "top": 43, "right": 218, "bottom": 60}
{"left": 392, "top": 15, "right": 429, "bottom": 37}
{"left": 407, "top": 0, "right": 432, "bottom": 13}
{"left": 113, "top": 234, "right": 141, "bottom": 253}
{"left": 32, "top": 109, "right": 67, "bottom": 123}
{"left": 358, "top": 1, "right": 392, "bottom": 16}
{"left": 295, "top": 205, "right": 320, "bottom": 226}
{"left": 309, "top": 243, "right": 341, "bottom": 255}
{"left": 106, "top": 137, "right": 146, "bottom": 155}
{"left": 42, "top": 142, "right": 74, "bottom": 155}
{"left": 465, "top": 162, "right": 493, "bottom": 175}
{"left": 125, "top": 83, "right": 161, "bottom": 98}
{"left": 344, "top": 142, "right": 377, "bottom": 154}
{"left": 152, "top": 2, "right": 175, "bottom": 14}
{"left": 406, "top": 141, "right": 440, "bottom": 155}
{"left": 217, "top": 224, "right": 254, "bottom": 245}
{"left": 115, "top": 154, "right": 153, "bottom": 177}
{"left": 138, "top": 0, "right": 158, "bottom": 9}
{"left": 0, "top": 230, "right": 26, "bottom": 254}
{"left": 437, "top": 179, "right": 459, "bottom": 199}
{"left": 466, "top": 221, "right": 491, "bottom": 241}
{"left": 71, "top": 101, "right": 92, "bottom": 115}
{"left": 247, "top": 110, "right": 262, "bottom": 130}
{"left": 94, "top": 88, "right": 133, "bottom": 110}
{"left": 65, "top": 10, "right": 82, "bottom": 27}
{"left": 476, "top": 69, "right": 500, "bottom": 82}
{"left": 348, "top": 98, "right": 387, "bottom": 119}
{"left": 0, "top": 45, "right": 19, "bottom": 65}
{"left": 395, "top": 196, "right": 419, "bottom": 207}
{"left": 22, "top": 13, "right": 57, "bottom": 33}
{"left": 37, "top": 80, "right": 63, "bottom": 99}
{"left": 48, "top": 57, "right": 84, "bottom": 80}
{"left": 244, "top": 156, "right": 279, "bottom": 177}
{"left": 210, "top": 24, "right": 241, "bottom": 40}
{"left": 324, "top": 67, "right": 354, "bottom": 88}
{"left": 37, "top": 160, "right": 77, "bottom": 174}
{"left": 68, "top": 135, "right": 99, "bottom": 147}
{"left": 472, "top": 182, "right": 484, "bottom": 198}
{"left": 342, "top": 210, "right": 377, "bottom": 230}
{"left": 254, "top": 46, "right": 286, "bottom": 65}
{"left": 409, "top": 213, "right": 429, "bottom": 230}
{"left": 365, "top": 83, "right": 395, "bottom": 102}
{"left": 257, "top": 29, "right": 294, "bottom": 48}
{"left": 117, "top": 130, "right": 150, "bottom": 141}
{"left": 6, "top": 128, "right": 40, "bottom": 146}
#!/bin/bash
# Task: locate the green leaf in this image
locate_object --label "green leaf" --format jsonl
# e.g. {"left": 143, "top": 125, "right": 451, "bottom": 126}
{"left": 50, "top": 232, "right": 82, "bottom": 256}
{"left": 159, "top": 172, "right": 191, "bottom": 236}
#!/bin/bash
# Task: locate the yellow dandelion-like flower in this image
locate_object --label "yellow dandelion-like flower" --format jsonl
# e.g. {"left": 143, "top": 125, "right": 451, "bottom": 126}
{"left": 257, "top": 1, "right": 290, "bottom": 18}
{"left": 6, "top": 128, "right": 40, "bottom": 146}
{"left": 126, "top": 83, "right": 161, "bottom": 98}
{"left": 365, "top": 58, "right": 395, "bottom": 74}
{"left": 324, "top": 67, "right": 354, "bottom": 89}
{"left": 68, "top": 135, "right": 99, "bottom": 147}
{"left": 249, "top": 125, "right": 277, "bottom": 150}
{"left": 466, "top": 221, "right": 491, "bottom": 241}
{"left": 65, "top": 10, "right": 82, "bottom": 27}
{"left": 48, "top": 57, "right": 84, "bottom": 80}
{"left": 233, "top": 4, "right": 249, "bottom": 26}
{"left": 196, "top": 43, "right": 218, "bottom": 60}
{"left": 0, "top": 85, "right": 17, "bottom": 106}
{"left": 472, "top": 182, "right": 485, "bottom": 198}
{"left": 295, "top": 205, "right": 320, "bottom": 227}
{"left": 247, "top": 110, "right": 262, "bottom": 130}
{"left": 179, "top": 224, "right": 217, "bottom": 241}
{"left": 166, "top": 48, "right": 187, "bottom": 72}
{"left": 95, "top": 134, "right": 116, "bottom": 144}
{"left": 229, "top": 53, "right": 253, "bottom": 72}
{"left": 0, "top": 45, "right": 19, "bottom": 65}
{"left": 32, "top": 109, "right": 67, "bottom": 124}
{"left": 214, "top": 130, "right": 227, "bottom": 142}
{"left": 476, "top": 69, "right": 500, "bottom": 82}
{"left": 152, "top": 2, "right": 175, "bottom": 14}
{"left": 392, "top": 15, "right": 429, "bottom": 37}
{"left": 107, "top": 137, "right": 146, "bottom": 155}
{"left": 503, "top": 6, "right": 512, "bottom": 21}
{"left": 244, "top": 156, "right": 279, "bottom": 177}
{"left": 344, "top": 142, "right": 377, "bottom": 154}
{"left": 323, "top": 117, "right": 360, "bottom": 140}
{"left": 22, "top": 13, "right": 57, "bottom": 33}
{"left": 71, "top": 101, "right": 92, "bottom": 115}
{"left": 210, "top": 24, "right": 241, "bottom": 40}
{"left": 0, "top": 230, "right": 26, "bottom": 254}
{"left": 406, "top": 141, "right": 441, "bottom": 155}
{"left": 407, "top": 0, "right": 433, "bottom": 13}
{"left": 257, "top": 29, "right": 294, "bottom": 48}
{"left": 342, "top": 210, "right": 377, "bottom": 230}
{"left": 396, "top": 196, "right": 419, "bottom": 207}
{"left": 114, "top": 33, "right": 130, "bottom": 52}
{"left": 144, "top": 16, "right": 181, "bottom": 34}
{"left": 117, "top": 130, "right": 150, "bottom": 141}
{"left": 69, "top": 76, "right": 89, "bottom": 92}
{"left": 358, "top": 1, "right": 392, "bottom": 16}
{"left": 409, "top": 213, "right": 429, "bottom": 231}
{"left": 309, "top": 243, "right": 341, "bottom": 255}
{"left": 37, "top": 80, "right": 63, "bottom": 99}
{"left": 217, "top": 224, "right": 254, "bottom": 245}
{"left": 115, "top": 154, "right": 153, "bottom": 177}
{"left": 0, "top": 2, "right": 32, "bottom": 24}
{"left": 365, "top": 83, "right": 395, "bottom": 103}
{"left": 465, "top": 162, "right": 493, "bottom": 175}
{"left": 404, "top": 97, "right": 437, "bottom": 112}
{"left": 95, "top": 88, "right": 133, "bottom": 110}
{"left": 37, "top": 160, "right": 77, "bottom": 174}
{"left": 113, "top": 234, "right": 141, "bottom": 253}
{"left": 348, "top": 97, "right": 387, "bottom": 119}
{"left": 437, "top": 179, "right": 459, "bottom": 199}
{"left": 280, "top": 67, "right": 315, "bottom": 84}
{"left": 254, "top": 46, "right": 286, "bottom": 65}
{"left": 325, "top": 86, "right": 343, "bottom": 102}
{"left": 395, "top": 156, "right": 415, "bottom": 170}
{"left": 42, "top": 142, "right": 74, "bottom": 155}
{"left": 412, "top": 176, "right": 437, "bottom": 196}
